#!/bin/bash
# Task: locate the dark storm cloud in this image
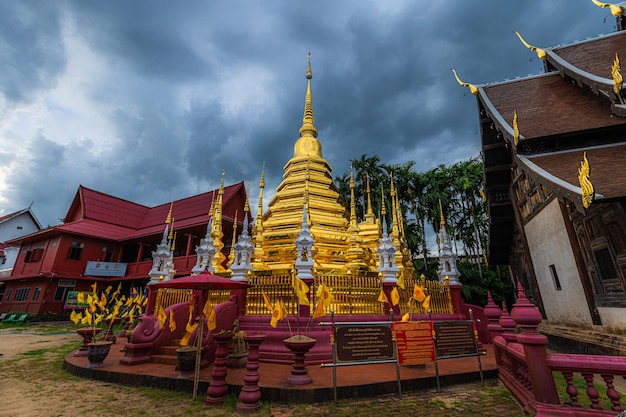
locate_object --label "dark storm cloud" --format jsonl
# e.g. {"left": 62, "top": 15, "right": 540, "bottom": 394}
{"left": 0, "top": 1, "right": 616, "bottom": 227}
{"left": 0, "top": 2, "right": 65, "bottom": 103}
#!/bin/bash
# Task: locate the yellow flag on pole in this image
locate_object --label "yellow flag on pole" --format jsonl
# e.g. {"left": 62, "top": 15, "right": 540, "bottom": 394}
{"left": 378, "top": 289, "right": 389, "bottom": 304}
{"left": 202, "top": 299, "right": 212, "bottom": 320}
{"left": 169, "top": 308, "right": 176, "bottom": 332}
{"left": 402, "top": 312, "right": 410, "bottom": 322}
{"left": 316, "top": 283, "right": 333, "bottom": 308}
{"left": 157, "top": 305, "right": 167, "bottom": 329}
{"left": 413, "top": 284, "right": 426, "bottom": 303}
{"left": 70, "top": 310, "right": 79, "bottom": 324}
{"left": 422, "top": 295, "right": 431, "bottom": 311}
{"left": 207, "top": 307, "right": 217, "bottom": 331}
{"left": 397, "top": 274, "right": 405, "bottom": 290}
{"left": 312, "top": 296, "right": 325, "bottom": 319}
{"left": 292, "top": 275, "right": 310, "bottom": 306}
{"left": 390, "top": 287, "right": 400, "bottom": 306}
{"left": 269, "top": 306, "right": 281, "bottom": 328}
{"left": 262, "top": 291, "right": 274, "bottom": 312}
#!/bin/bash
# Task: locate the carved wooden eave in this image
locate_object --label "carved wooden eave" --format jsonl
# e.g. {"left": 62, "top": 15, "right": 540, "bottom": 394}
{"left": 517, "top": 154, "right": 605, "bottom": 214}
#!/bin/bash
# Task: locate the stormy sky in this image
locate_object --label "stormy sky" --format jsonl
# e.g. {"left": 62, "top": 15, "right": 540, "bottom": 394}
{"left": 0, "top": 1, "right": 615, "bottom": 227}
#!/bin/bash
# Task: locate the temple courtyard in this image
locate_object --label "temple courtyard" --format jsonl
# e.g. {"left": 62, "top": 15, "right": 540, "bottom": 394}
{"left": 0, "top": 323, "right": 527, "bottom": 416}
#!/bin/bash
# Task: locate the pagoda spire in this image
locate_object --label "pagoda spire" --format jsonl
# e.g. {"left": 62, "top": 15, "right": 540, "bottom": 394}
{"left": 251, "top": 163, "right": 267, "bottom": 269}
{"left": 349, "top": 168, "right": 358, "bottom": 230}
{"left": 231, "top": 193, "right": 254, "bottom": 282}
{"left": 211, "top": 170, "right": 226, "bottom": 272}
{"left": 294, "top": 53, "right": 322, "bottom": 159}
{"left": 227, "top": 209, "right": 238, "bottom": 269}
{"left": 149, "top": 202, "right": 176, "bottom": 284}
{"left": 365, "top": 174, "right": 375, "bottom": 222}
{"left": 377, "top": 187, "right": 398, "bottom": 283}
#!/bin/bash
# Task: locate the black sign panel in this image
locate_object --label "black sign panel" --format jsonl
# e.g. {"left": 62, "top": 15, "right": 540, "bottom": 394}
{"left": 335, "top": 324, "right": 395, "bottom": 363}
{"left": 433, "top": 320, "right": 478, "bottom": 358}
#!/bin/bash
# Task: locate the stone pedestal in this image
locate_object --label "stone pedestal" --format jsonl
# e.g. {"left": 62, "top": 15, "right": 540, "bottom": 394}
{"left": 283, "top": 335, "right": 317, "bottom": 385}
{"left": 237, "top": 334, "right": 266, "bottom": 413}
{"left": 205, "top": 332, "right": 235, "bottom": 406}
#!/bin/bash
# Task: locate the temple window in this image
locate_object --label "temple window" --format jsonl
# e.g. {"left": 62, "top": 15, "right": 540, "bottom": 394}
{"left": 549, "top": 265, "right": 562, "bottom": 290}
{"left": 68, "top": 242, "right": 84, "bottom": 260}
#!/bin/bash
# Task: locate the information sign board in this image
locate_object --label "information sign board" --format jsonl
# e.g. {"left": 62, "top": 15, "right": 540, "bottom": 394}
{"left": 335, "top": 324, "right": 395, "bottom": 363}
{"left": 394, "top": 321, "right": 435, "bottom": 365}
{"left": 433, "top": 320, "right": 478, "bottom": 358}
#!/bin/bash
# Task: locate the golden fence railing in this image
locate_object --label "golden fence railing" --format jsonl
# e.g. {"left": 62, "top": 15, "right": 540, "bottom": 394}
{"left": 314, "top": 274, "right": 384, "bottom": 315}
{"left": 153, "top": 288, "right": 193, "bottom": 314}
{"left": 246, "top": 274, "right": 297, "bottom": 315}
{"left": 400, "top": 276, "right": 453, "bottom": 315}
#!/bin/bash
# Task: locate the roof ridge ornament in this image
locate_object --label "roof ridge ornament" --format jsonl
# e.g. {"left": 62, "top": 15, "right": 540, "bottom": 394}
{"left": 451, "top": 69, "right": 478, "bottom": 95}
{"left": 514, "top": 31, "right": 547, "bottom": 61}
{"left": 578, "top": 152, "right": 595, "bottom": 209}
{"left": 592, "top": 0, "right": 626, "bottom": 17}
{"left": 613, "top": 53, "right": 623, "bottom": 94}
{"left": 513, "top": 109, "right": 520, "bottom": 147}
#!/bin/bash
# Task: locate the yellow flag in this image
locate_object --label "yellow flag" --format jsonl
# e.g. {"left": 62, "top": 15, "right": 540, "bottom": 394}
{"left": 91, "top": 282, "right": 97, "bottom": 294}
{"left": 157, "top": 305, "right": 167, "bottom": 329}
{"left": 142, "top": 295, "right": 148, "bottom": 306}
{"left": 402, "top": 312, "right": 410, "bottom": 322}
{"left": 84, "top": 311, "right": 92, "bottom": 325}
{"left": 390, "top": 287, "right": 400, "bottom": 306}
{"left": 128, "top": 306, "right": 135, "bottom": 323}
{"left": 180, "top": 323, "right": 197, "bottom": 347}
{"left": 111, "top": 283, "right": 121, "bottom": 299}
{"left": 312, "top": 296, "right": 325, "bottom": 319}
{"left": 186, "top": 303, "right": 194, "bottom": 332}
{"left": 378, "top": 289, "right": 389, "bottom": 304}
{"left": 202, "top": 299, "right": 212, "bottom": 319}
{"left": 269, "top": 306, "right": 281, "bottom": 328}
{"left": 207, "top": 307, "right": 217, "bottom": 331}
{"left": 169, "top": 308, "right": 176, "bottom": 332}
{"left": 105, "top": 285, "right": 113, "bottom": 295}
{"left": 422, "top": 295, "right": 431, "bottom": 311}
{"left": 413, "top": 284, "right": 426, "bottom": 303}
{"left": 397, "top": 274, "right": 405, "bottom": 290}
{"left": 278, "top": 300, "right": 287, "bottom": 321}
{"left": 94, "top": 313, "right": 103, "bottom": 325}
{"left": 77, "top": 292, "right": 85, "bottom": 304}
{"left": 262, "top": 291, "right": 274, "bottom": 312}
{"left": 292, "top": 275, "right": 310, "bottom": 306}
{"left": 70, "top": 310, "right": 79, "bottom": 324}
{"left": 99, "top": 293, "right": 107, "bottom": 311}
{"left": 316, "top": 284, "right": 333, "bottom": 308}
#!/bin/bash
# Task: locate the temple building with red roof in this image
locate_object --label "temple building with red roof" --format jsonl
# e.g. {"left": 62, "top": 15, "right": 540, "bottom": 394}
{"left": 1, "top": 182, "right": 247, "bottom": 315}
{"left": 458, "top": 7, "right": 626, "bottom": 331}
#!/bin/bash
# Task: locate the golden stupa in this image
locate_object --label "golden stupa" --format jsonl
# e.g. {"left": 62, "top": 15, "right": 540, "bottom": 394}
{"left": 250, "top": 56, "right": 413, "bottom": 276}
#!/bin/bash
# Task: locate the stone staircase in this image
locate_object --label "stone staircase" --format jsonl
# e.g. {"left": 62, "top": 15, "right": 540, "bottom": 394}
{"left": 150, "top": 339, "right": 183, "bottom": 366}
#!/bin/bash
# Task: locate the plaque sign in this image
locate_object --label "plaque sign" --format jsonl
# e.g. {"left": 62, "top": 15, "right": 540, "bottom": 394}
{"left": 84, "top": 261, "right": 127, "bottom": 277}
{"left": 433, "top": 320, "right": 478, "bottom": 358}
{"left": 394, "top": 321, "right": 435, "bottom": 365}
{"left": 335, "top": 324, "right": 395, "bottom": 363}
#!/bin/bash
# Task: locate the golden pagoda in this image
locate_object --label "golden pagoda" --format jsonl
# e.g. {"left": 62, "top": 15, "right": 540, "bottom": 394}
{"left": 253, "top": 55, "right": 351, "bottom": 272}
{"left": 251, "top": 55, "right": 414, "bottom": 276}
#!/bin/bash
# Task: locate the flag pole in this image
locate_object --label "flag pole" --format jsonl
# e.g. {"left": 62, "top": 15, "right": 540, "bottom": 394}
{"left": 193, "top": 304, "right": 204, "bottom": 399}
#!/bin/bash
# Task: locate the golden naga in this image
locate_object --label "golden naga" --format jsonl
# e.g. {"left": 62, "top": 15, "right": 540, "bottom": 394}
{"left": 513, "top": 109, "right": 520, "bottom": 146}
{"left": 514, "top": 31, "right": 547, "bottom": 60}
{"left": 578, "top": 152, "right": 595, "bottom": 209}
{"left": 592, "top": 0, "right": 626, "bottom": 17}
{"left": 451, "top": 68, "right": 478, "bottom": 95}
{"left": 613, "top": 53, "right": 623, "bottom": 94}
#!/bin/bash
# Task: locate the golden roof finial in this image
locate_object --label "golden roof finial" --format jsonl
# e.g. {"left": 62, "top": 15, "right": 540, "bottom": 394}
{"left": 592, "top": 0, "right": 626, "bottom": 16}
{"left": 165, "top": 200, "right": 173, "bottom": 224}
{"left": 381, "top": 187, "right": 387, "bottom": 216}
{"left": 300, "top": 52, "right": 318, "bottom": 139}
{"left": 168, "top": 218, "right": 175, "bottom": 241}
{"left": 514, "top": 31, "right": 547, "bottom": 60}
{"left": 513, "top": 109, "right": 520, "bottom": 146}
{"left": 170, "top": 231, "right": 177, "bottom": 251}
{"left": 365, "top": 174, "right": 374, "bottom": 220}
{"left": 613, "top": 53, "right": 623, "bottom": 95}
{"left": 451, "top": 68, "right": 478, "bottom": 95}
{"left": 578, "top": 152, "right": 595, "bottom": 209}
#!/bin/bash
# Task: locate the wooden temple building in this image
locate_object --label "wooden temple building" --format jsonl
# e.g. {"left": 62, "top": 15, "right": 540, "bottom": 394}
{"left": 456, "top": 6, "right": 626, "bottom": 332}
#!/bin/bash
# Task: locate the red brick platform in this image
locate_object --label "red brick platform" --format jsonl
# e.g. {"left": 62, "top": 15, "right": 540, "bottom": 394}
{"left": 64, "top": 340, "right": 497, "bottom": 403}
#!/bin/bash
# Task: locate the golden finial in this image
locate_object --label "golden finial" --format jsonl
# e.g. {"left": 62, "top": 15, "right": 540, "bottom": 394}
{"left": 451, "top": 68, "right": 479, "bottom": 95}
{"left": 165, "top": 201, "right": 173, "bottom": 224}
{"left": 300, "top": 52, "right": 318, "bottom": 138}
{"left": 439, "top": 199, "right": 445, "bottom": 244}
{"left": 381, "top": 187, "right": 387, "bottom": 216}
{"left": 514, "top": 31, "right": 547, "bottom": 60}
{"left": 513, "top": 109, "right": 520, "bottom": 146}
{"left": 578, "top": 152, "right": 595, "bottom": 209}
{"left": 613, "top": 53, "right": 623, "bottom": 95}
{"left": 365, "top": 174, "right": 374, "bottom": 219}
{"left": 259, "top": 162, "right": 265, "bottom": 189}
{"left": 171, "top": 231, "right": 177, "bottom": 251}
{"left": 592, "top": 0, "right": 626, "bottom": 16}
